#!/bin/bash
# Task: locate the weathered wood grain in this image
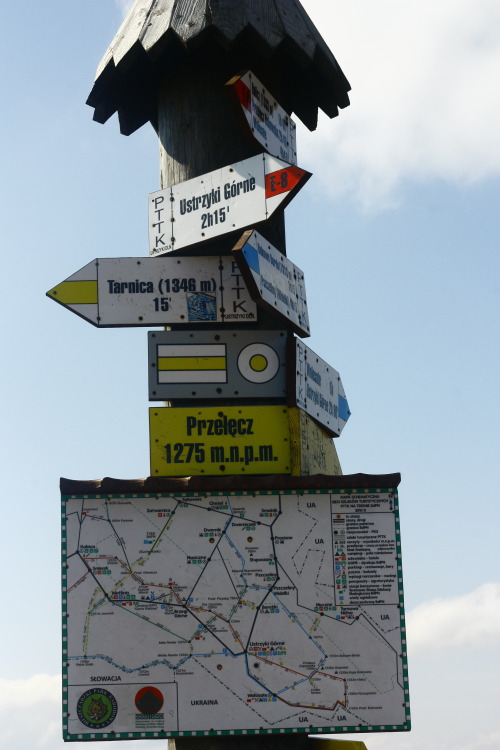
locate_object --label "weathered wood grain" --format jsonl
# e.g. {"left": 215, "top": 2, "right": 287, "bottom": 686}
{"left": 95, "top": 0, "right": 154, "bottom": 77}
{"left": 170, "top": 0, "right": 210, "bottom": 42}
{"left": 141, "top": 0, "right": 177, "bottom": 50}
{"left": 274, "top": 0, "right": 317, "bottom": 61}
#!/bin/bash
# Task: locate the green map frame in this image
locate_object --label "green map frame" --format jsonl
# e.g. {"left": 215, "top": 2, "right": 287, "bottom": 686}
{"left": 62, "top": 486, "right": 411, "bottom": 741}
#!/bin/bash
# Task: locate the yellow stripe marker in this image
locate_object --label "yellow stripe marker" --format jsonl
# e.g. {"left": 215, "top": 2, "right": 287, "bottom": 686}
{"left": 158, "top": 356, "right": 226, "bottom": 372}
{"left": 47, "top": 280, "right": 98, "bottom": 305}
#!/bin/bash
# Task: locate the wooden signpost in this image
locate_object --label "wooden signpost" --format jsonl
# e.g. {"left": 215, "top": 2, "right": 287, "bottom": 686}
{"left": 54, "top": 0, "right": 411, "bottom": 747}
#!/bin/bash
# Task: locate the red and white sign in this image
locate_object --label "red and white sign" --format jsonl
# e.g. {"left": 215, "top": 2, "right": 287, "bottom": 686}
{"left": 228, "top": 70, "right": 297, "bottom": 165}
{"left": 149, "top": 153, "right": 310, "bottom": 256}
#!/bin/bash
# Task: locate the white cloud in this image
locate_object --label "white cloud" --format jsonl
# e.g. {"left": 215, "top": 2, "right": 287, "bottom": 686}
{"left": 111, "top": 0, "right": 500, "bottom": 208}
{"left": 115, "top": 0, "right": 136, "bottom": 18}
{"left": 0, "top": 675, "right": 60, "bottom": 749}
{"left": 406, "top": 582, "right": 500, "bottom": 654}
{"left": 0, "top": 673, "right": 60, "bottom": 708}
{"left": 300, "top": 0, "right": 500, "bottom": 208}
{"left": 462, "top": 731, "right": 500, "bottom": 750}
{"left": 352, "top": 728, "right": 500, "bottom": 750}
{"left": 0, "top": 674, "right": 158, "bottom": 750}
{"left": 330, "top": 583, "right": 500, "bottom": 750}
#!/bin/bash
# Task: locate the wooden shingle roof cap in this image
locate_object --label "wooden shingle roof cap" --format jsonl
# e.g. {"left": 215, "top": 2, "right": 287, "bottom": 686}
{"left": 87, "top": 0, "right": 351, "bottom": 135}
{"left": 60, "top": 474, "right": 401, "bottom": 495}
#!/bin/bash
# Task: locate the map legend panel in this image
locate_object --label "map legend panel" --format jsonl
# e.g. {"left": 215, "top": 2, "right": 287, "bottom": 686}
{"left": 331, "top": 493, "right": 399, "bottom": 607}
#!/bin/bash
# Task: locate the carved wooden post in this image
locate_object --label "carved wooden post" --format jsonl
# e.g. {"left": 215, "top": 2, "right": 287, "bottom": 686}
{"left": 54, "top": 6, "right": 409, "bottom": 747}
{"left": 79, "top": 3, "right": 396, "bottom": 749}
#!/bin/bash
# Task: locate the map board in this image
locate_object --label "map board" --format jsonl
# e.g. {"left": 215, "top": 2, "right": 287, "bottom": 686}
{"left": 62, "top": 484, "right": 410, "bottom": 740}
{"left": 46, "top": 256, "right": 257, "bottom": 327}
{"left": 148, "top": 154, "right": 310, "bottom": 256}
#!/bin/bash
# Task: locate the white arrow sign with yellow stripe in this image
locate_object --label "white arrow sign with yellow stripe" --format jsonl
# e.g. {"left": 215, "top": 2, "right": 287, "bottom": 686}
{"left": 47, "top": 256, "right": 257, "bottom": 327}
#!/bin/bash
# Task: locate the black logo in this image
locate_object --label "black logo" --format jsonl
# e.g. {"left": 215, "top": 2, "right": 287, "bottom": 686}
{"left": 135, "top": 686, "right": 164, "bottom": 714}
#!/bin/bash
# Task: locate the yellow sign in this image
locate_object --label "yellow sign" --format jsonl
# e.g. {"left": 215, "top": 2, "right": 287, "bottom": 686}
{"left": 150, "top": 405, "right": 342, "bottom": 477}
{"left": 289, "top": 407, "right": 342, "bottom": 476}
{"left": 150, "top": 405, "right": 291, "bottom": 476}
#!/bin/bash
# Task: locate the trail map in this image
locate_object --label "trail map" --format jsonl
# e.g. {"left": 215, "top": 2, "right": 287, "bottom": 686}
{"left": 62, "top": 488, "right": 410, "bottom": 740}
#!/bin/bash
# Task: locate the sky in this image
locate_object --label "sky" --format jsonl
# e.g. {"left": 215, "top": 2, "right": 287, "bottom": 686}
{"left": 0, "top": 0, "right": 499, "bottom": 748}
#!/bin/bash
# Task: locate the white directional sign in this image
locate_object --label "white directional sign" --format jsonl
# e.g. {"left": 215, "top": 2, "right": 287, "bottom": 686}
{"left": 62, "top": 485, "right": 410, "bottom": 739}
{"left": 47, "top": 256, "right": 257, "bottom": 327}
{"left": 290, "top": 339, "right": 350, "bottom": 437}
{"left": 233, "top": 229, "right": 310, "bottom": 337}
{"left": 227, "top": 70, "right": 297, "bottom": 165}
{"left": 148, "top": 329, "right": 287, "bottom": 401}
{"left": 149, "top": 153, "right": 310, "bottom": 256}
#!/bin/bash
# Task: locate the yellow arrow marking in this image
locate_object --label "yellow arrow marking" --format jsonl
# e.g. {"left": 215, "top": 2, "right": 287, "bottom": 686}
{"left": 47, "top": 280, "right": 98, "bottom": 304}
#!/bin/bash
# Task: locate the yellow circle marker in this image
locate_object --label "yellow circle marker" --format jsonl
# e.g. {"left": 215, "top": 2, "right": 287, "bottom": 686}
{"left": 237, "top": 343, "right": 280, "bottom": 383}
{"left": 249, "top": 354, "right": 268, "bottom": 372}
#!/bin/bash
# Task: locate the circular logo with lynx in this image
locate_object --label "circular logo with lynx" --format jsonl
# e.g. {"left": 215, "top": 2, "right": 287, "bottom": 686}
{"left": 77, "top": 688, "right": 118, "bottom": 729}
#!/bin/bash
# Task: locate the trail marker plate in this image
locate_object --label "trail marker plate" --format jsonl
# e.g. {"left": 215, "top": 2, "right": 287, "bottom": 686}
{"left": 47, "top": 256, "right": 257, "bottom": 327}
{"left": 148, "top": 329, "right": 287, "bottom": 401}
{"left": 149, "top": 153, "right": 310, "bottom": 256}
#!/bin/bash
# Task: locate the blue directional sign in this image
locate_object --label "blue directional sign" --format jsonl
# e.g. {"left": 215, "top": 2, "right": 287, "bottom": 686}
{"left": 288, "top": 338, "right": 350, "bottom": 437}
{"left": 233, "top": 229, "right": 310, "bottom": 337}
